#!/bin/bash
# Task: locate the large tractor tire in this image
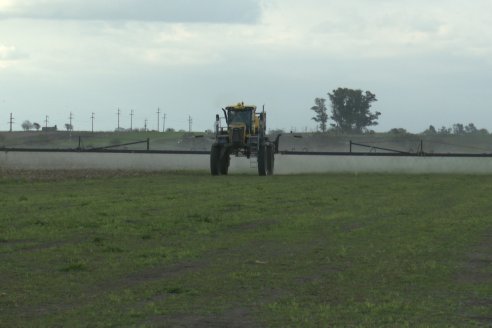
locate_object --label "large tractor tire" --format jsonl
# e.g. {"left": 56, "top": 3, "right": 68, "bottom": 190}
{"left": 210, "top": 144, "right": 221, "bottom": 176}
{"left": 257, "top": 144, "right": 267, "bottom": 176}
{"left": 219, "top": 147, "right": 230, "bottom": 175}
{"left": 266, "top": 144, "right": 274, "bottom": 175}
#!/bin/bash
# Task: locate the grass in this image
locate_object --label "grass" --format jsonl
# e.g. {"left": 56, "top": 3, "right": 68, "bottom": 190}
{"left": 0, "top": 172, "right": 491, "bottom": 327}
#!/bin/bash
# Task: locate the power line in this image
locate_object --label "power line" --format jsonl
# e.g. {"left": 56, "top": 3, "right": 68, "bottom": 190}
{"left": 157, "top": 107, "right": 161, "bottom": 132}
{"left": 188, "top": 115, "right": 193, "bottom": 132}
{"left": 144, "top": 118, "right": 148, "bottom": 132}
{"left": 117, "top": 108, "right": 121, "bottom": 130}
{"left": 91, "top": 112, "right": 95, "bottom": 133}
{"left": 163, "top": 113, "right": 166, "bottom": 132}
{"left": 44, "top": 115, "right": 49, "bottom": 128}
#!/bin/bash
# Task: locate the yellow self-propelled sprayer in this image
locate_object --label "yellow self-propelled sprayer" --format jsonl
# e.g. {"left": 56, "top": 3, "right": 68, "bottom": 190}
{"left": 211, "top": 102, "right": 275, "bottom": 176}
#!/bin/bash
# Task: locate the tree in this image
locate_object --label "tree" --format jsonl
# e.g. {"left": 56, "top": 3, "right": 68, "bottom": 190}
{"left": 438, "top": 126, "right": 451, "bottom": 135}
{"left": 328, "top": 88, "right": 380, "bottom": 133}
{"left": 389, "top": 128, "right": 408, "bottom": 134}
{"left": 464, "top": 123, "right": 478, "bottom": 134}
{"left": 268, "top": 129, "right": 285, "bottom": 136}
{"left": 33, "top": 122, "right": 41, "bottom": 131}
{"left": 452, "top": 123, "right": 465, "bottom": 135}
{"left": 422, "top": 125, "right": 437, "bottom": 135}
{"left": 21, "top": 120, "right": 33, "bottom": 131}
{"left": 310, "top": 98, "right": 328, "bottom": 132}
{"left": 65, "top": 123, "right": 73, "bottom": 131}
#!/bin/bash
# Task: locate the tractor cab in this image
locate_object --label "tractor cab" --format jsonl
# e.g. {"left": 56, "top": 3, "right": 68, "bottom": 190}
{"left": 215, "top": 103, "right": 260, "bottom": 146}
{"left": 225, "top": 103, "right": 257, "bottom": 135}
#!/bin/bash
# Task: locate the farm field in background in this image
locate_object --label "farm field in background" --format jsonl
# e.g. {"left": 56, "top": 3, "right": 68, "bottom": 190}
{"left": 0, "top": 171, "right": 491, "bottom": 326}
{"left": 0, "top": 131, "right": 212, "bottom": 151}
{"left": 3, "top": 131, "right": 492, "bottom": 154}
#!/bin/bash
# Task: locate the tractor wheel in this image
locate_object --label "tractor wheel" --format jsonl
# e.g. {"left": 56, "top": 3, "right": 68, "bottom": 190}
{"left": 219, "top": 147, "right": 230, "bottom": 175}
{"left": 210, "top": 144, "right": 221, "bottom": 176}
{"left": 266, "top": 144, "right": 274, "bottom": 175}
{"left": 257, "top": 144, "right": 267, "bottom": 176}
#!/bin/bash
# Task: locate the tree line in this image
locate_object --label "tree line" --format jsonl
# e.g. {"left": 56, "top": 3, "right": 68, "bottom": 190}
{"left": 422, "top": 123, "right": 489, "bottom": 135}
{"left": 311, "top": 87, "right": 380, "bottom": 134}
{"left": 20, "top": 120, "right": 72, "bottom": 132}
{"left": 391, "top": 123, "right": 490, "bottom": 136}
{"left": 21, "top": 121, "right": 41, "bottom": 131}
{"left": 311, "top": 87, "right": 490, "bottom": 135}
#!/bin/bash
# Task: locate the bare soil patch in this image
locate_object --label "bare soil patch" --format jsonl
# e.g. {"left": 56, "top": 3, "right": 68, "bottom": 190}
{"left": 226, "top": 219, "right": 279, "bottom": 232}
{"left": 0, "top": 169, "right": 167, "bottom": 182}
{"left": 145, "top": 307, "right": 259, "bottom": 328}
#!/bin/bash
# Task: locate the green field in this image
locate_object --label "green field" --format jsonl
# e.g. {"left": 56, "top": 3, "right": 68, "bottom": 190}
{"left": 1, "top": 171, "right": 491, "bottom": 327}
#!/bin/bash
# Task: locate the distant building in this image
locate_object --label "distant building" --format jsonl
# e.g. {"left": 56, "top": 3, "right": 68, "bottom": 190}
{"left": 42, "top": 125, "right": 57, "bottom": 132}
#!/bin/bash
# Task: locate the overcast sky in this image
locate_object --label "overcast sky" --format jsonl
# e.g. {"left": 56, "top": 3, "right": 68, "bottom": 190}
{"left": 1, "top": 0, "right": 491, "bottom": 132}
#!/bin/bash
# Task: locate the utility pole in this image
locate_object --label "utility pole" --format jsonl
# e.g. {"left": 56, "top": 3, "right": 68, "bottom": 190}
{"left": 130, "top": 110, "right": 134, "bottom": 131}
{"left": 188, "top": 115, "right": 192, "bottom": 132}
{"left": 117, "top": 108, "right": 121, "bottom": 130}
{"left": 163, "top": 113, "right": 166, "bottom": 132}
{"left": 45, "top": 115, "right": 49, "bottom": 128}
{"left": 69, "top": 111, "right": 73, "bottom": 131}
{"left": 156, "top": 107, "right": 161, "bottom": 132}
{"left": 8, "top": 113, "right": 14, "bottom": 132}
{"left": 91, "top": 112, "right": 95, "bottom": 133}
{"left": 144, "top": 119, "right": 148, "bottom": 132}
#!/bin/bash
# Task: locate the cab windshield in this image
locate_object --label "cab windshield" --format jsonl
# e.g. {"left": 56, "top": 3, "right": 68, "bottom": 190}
{"left": 227, "top": 109, "right": 252, "bottom": 131}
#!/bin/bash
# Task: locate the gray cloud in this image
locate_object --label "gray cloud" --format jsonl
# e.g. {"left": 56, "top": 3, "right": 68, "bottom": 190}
{"left": 2, "top": 0, "right": 492, "bottom": 133}
{"left": 0, "top": 0, "right": 261, "bottom": 23}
